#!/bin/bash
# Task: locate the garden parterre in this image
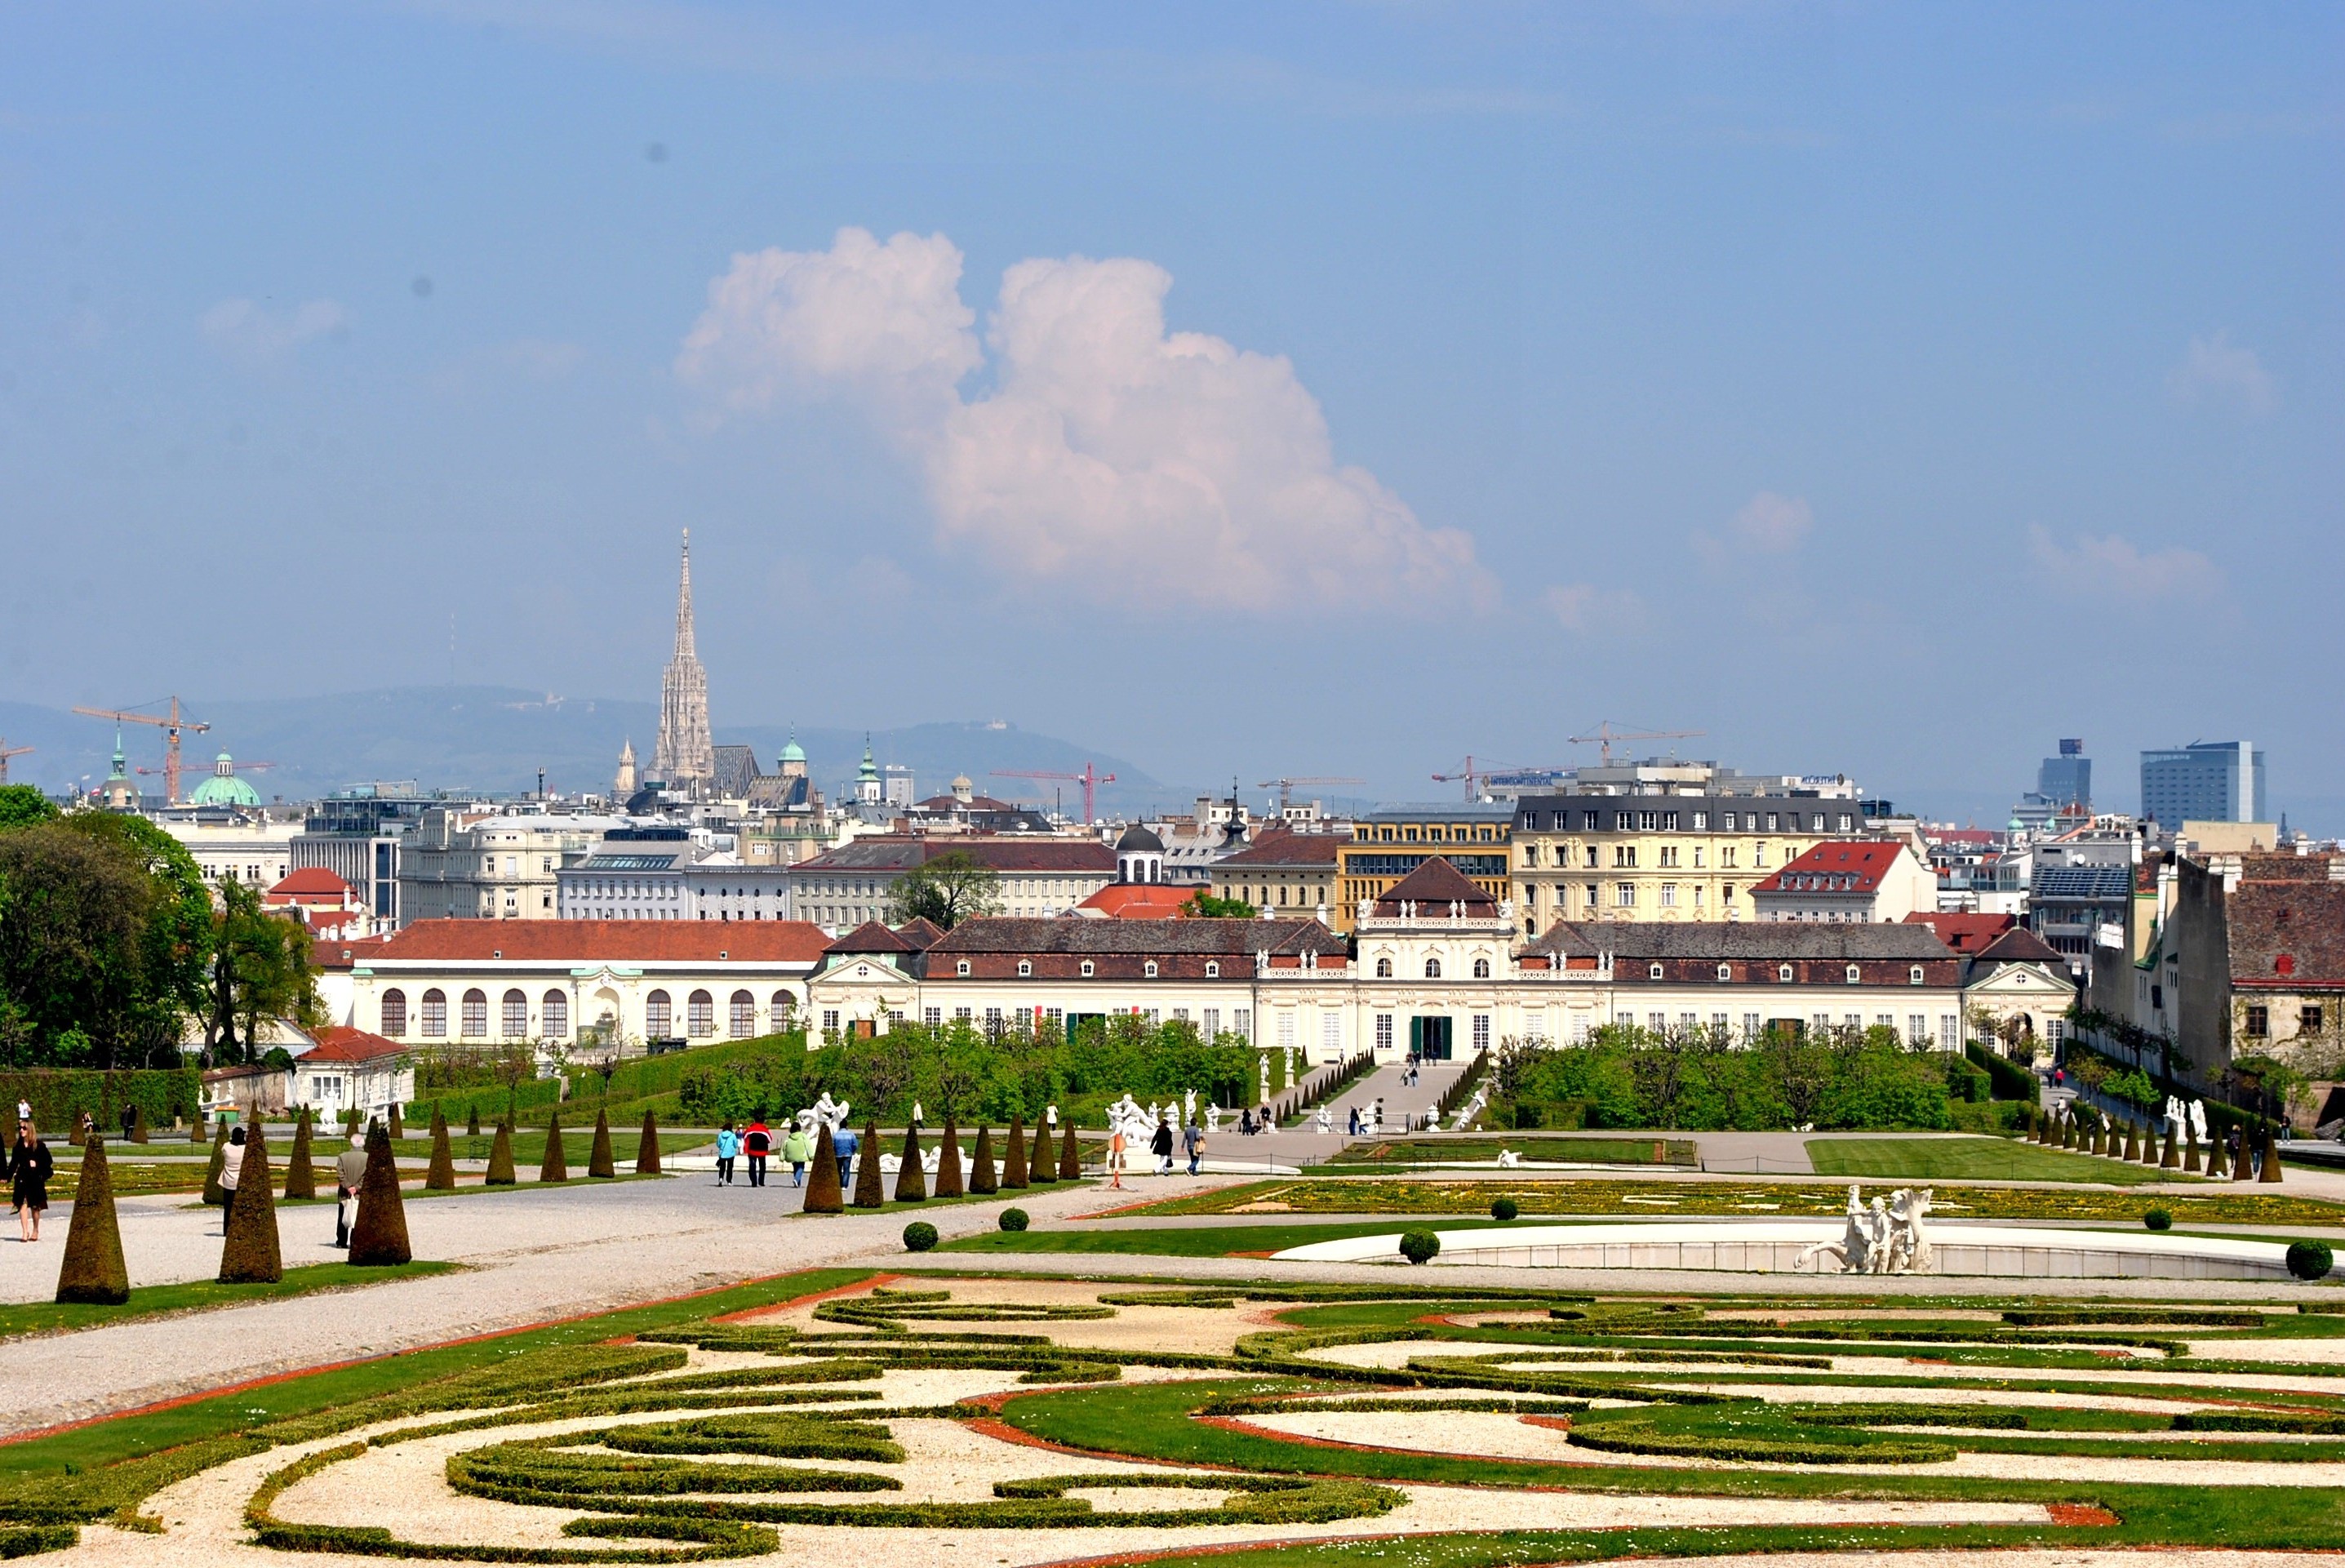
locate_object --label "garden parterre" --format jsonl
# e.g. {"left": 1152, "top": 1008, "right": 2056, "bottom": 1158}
{"left": 10, "top": 1271, "right": 2345, "bottom": 1566}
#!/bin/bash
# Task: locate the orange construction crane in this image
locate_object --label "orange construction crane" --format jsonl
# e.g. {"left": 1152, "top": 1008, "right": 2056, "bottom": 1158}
{"left": 1566, "top": 720, "right": 1705, "bottom": 767}
{"left": 0, "top": 739, "right": 29, "bottom": 787}
{"left": 990, "top": 763, "right": 1117, "bottom": 824}
{"left": 1257, "top": 775, "right": 1363, "bottom": 811}
{"left": 73, "top": 698, "right": 209, "bottom": 804}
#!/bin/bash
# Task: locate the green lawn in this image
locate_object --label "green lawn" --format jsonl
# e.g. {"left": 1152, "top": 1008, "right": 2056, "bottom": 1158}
{"left": 1805, "top": 1135, "right": 2181, "bottom": 1185}
{"left": 1328, "top": 1135, "right": 1699, "bottom": 1169}
{"left": 0, "top": 1259, "right": 455, "bottom": 1342}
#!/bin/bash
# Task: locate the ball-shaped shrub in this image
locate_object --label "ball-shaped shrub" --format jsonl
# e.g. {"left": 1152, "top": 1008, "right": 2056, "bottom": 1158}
{"left": 902, "top": 1221, "right": 939, "bottom": 1253}
{"left": 2287, "top": 1240, "right": 2334, "bottom": 1281}
{"left": 2143, "top": 1208, "right": 2173, "bottom": 1232}
{"left": 1398, "top": 1228, "right": 1442, "bottom": 1266}
{"left": 1490, "top": 1197, "right": 1519, "bottom": 1223}
{"left": 998, "top": 1206, "right": 1030, "bottom": 1233}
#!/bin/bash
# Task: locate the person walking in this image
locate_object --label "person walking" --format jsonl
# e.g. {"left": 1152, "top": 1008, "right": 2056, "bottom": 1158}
{"left": 1105, "top": 1123, "right": 1127, "bottom": 1189}
{"left": 1183, "top": 1116, "right": 1203, "bottom": 1176}
{"left": 1150, "top": 1114, "right": 1175, "bottom": 1177}
{"left": 833, "top": 1122, "right": 858, "bottom": 1190}
{"left": 743, "top": 1117, "right": 771, "bottom": 1188}
{"left": 714, "top": 1122, "right": 739, "bottom": 1187}
{"left": 335, "top": 1130, "right": 368, "bottom": 1248}
{"left": 780, "top": 1122, "right": 811, "bottom": 1187}
{"left": 119, "top": 1103, "right": 136, "bottom": 1142}
{"left": 8, "top": 1122, "right": 52, "bottom": 1242}
{"left": 221, "top": 1126, "right": 246, "bottom": 1222}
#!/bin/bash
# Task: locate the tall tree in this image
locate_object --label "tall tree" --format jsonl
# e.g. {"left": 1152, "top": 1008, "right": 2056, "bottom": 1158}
{"left": 0, "top": 824, "right": 158, "bottom": 1068}
{"left": 204, "top": 877, "right": 320, "bottom": 1064}
{"left": 883, "top": 851, "right": 1001, "bottom": 931}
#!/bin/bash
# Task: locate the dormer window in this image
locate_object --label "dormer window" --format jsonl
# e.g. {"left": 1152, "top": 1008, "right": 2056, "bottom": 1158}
{"left": 1080, "top": 960, "right": 1095, "bottom": 977}
{"left": 1845, "top": 964, "right": 1862, "bottom": 984}
{"left": 1205, "top": 961, "right": 1219, "bottom": 979}
{"left": 1779, "top": 963, "right": 1794, "bottom": 982}
{"left": 1645, "top": 962, "right": 1663, "bottom": 980}
{"left": 1717, "top": 963, "right": 1731, "bottom": 982}
{"left": 1909, "top": 965, "right": 1925, "bottom": 985}
{"left": 1144, "top": 960, "right": 1159, "bottom": 979}
{"left": 957, "top": 960, "right": 972, "bottom": 977}
{"left": 1017, "top": 960, "right": 1032, "bottom": 977}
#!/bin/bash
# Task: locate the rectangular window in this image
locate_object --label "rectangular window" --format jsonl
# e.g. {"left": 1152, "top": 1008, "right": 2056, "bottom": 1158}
{"left": 1940, "top": 1015, "right": 1958, "bottom": 1050}
{"left": 1742, "top": 1012, "right": 1761, "bottom": 1039}
{"left": 1875, "top": 1014, "right": 1893, "bottom": 1030}
{"left": 1647, "top": 1011, "right": 1666, "bottom": 1033}
{"left": 1046, "top": 1006, "right": 1064, "bottom": 1029}
{"left": 1638, "top": 811, "right": 1656, "bottom": 832}
{"left": 1144, "top": 1008, "right": 1160, "bottom": 1026}
{"left": 1614, "top": 882, "right": 1636, "bottom": 907}
{"left": 1845, "top": 1014, "right": 1863, "bottom": 1032}
{"left": 2303, "top": 1005, "right": 2325, "bottom": 1034}
{"left": 1691, "top": 811, "right": 1708, "bottom": 831}
{"left": 1660, "top": 883, "right": 1678, "bottom": 908}
{"left": 1472, "top": 1014, "right": 1491, "bottom": 1051}
{"left": 1765, "top": 813, "right": 1779, "bottom": 832}
{"left": 1678, "top": 1011, "right": 1697, "bottom": 1031}
{"left": 955, "top": 1006, "right": 971, "bottom": 1022}
{"left": 1375, "top": 1013, "right": 1393, "bottom": 1051}
{"left": 822, "top": 1009, "right": 840, "bottom": 1031}
{"left": 1525, "top": 1009, "right": 1545, "bottom": 1043}
{"left": 1837, "top": 813, "right": 1854, "bottom": 832}
{"left": 1584, "top": 846, "right": 1599, "bottom": 868}
{"left": 1203, "top": 1007, "right": 1221, "bottom": 1037}
{"left": 1173, "top": 1007, "right": 1190, "bottom": 1024}
{"left": 1277, "top": 1011, "right": 1296, "bottom": 1049}
{"left": 2245, "top": 1004, "right": 2269, "bottom": 1037}
{"left": 923, "top": 1006, "right": 941, "bottom": 1026}
{"left": 1908, "top": 1014, "right": 1927, "bottom": 1045}
{"left": 1233, "top": 1008, "right": 1251, "bottom": 1038}
{"left": 1322, "top": 1012, "right": 1341, "bottom": 1055}
{"left": 1586, "top": 882, "right": 1600, "bottom": 907}
{"left": 984, "top": 1006, "right": 1002, "bottom": 1028}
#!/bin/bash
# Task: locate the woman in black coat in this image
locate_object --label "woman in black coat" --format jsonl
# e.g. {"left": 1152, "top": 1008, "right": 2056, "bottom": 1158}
{"left": 9, "top": 1124, "right": 54, "bottom": 1242}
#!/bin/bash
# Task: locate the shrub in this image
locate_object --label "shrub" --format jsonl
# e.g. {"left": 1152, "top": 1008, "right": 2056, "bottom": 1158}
{"left": 902, "top": 1221, "right": 939, "bottom": 1253}
{"left": 2143, "top": 1208, "right": 2173, "bottom": 1231}
{"left": 347, "top": 1121, "right": 412, "bottom": 1267}
{"left": 56, "top": 1130, "right": 127, "bottom": 1306}
{"left": 1490, "top": 1197, "right": 1519, "bottom": 1222}
{"left": 2287, "top": 1240, "right": 2334, "bottom": 1281}
{"left": 1399, "top": 1228, "right": 1441, "bottom": 1265}
{"left": 999, "top": 1207, "right": 1030, "bottom": 1233}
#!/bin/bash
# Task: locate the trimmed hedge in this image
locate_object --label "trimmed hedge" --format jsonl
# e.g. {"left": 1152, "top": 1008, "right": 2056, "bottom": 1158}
{"left": 0, "top": 1069, "right": 201, "bottom": 1137}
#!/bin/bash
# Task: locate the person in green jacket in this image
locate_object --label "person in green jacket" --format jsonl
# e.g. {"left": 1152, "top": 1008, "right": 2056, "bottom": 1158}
{"left": 779, "top": 1122, "right": 813, "bottom": 1187}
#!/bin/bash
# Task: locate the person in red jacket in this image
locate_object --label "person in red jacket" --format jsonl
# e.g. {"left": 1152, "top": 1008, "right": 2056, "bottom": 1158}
{"left": 742, "top": 1116, "right": 771, "bottom": 1188}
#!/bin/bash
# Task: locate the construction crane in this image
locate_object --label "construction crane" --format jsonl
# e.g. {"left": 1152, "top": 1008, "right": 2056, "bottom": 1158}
{"left": 1430, "top": 756, "right": 1566, "bottom": 802}
{"left": 1257, "top": 776, "right": 1363, "bottom": 811}
{"left": 72, "top": 698, "right": 209, "bottom": 804}
{"left": 0, "top": 740, "right": 29, "bottom": 787}
{"left": 990, "top": 763, "right": 1117, "bottom": 824}
{"left": 1566, "top": 720, "right": 1705, "bottom": 767}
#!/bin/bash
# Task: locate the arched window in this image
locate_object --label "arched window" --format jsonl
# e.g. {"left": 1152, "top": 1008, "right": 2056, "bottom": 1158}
{"left": 1649, "top": 962, "right": 1664, "bottom": 980}
{"left": 1144, "top": 960, "right": 1159, "bottom": 979}
{"left": 542, "top": 990, "right": 568, "bottom": 1038}
{"left": 730, "top": 990, "right": 755, "bottom": 1038}
{"left": 646, "top": 989, "right": 672, "bottom": 1037}
{"left": 1080, "top": 960, "right": 1095, "bottom": 978}
{"left": 1472, "top": 958, "right": 1491, "bottom": 979}
{"left": 1375, "top": 957, "right": 1392, "bottom": 978}
{"left": 1909, "top": 966, "right": 1925, "bottom": 986}
{"left": 1845, "top": 964, "right": 1862, "bottom": 984}
{"left": 1205, "top": 961, "right": 1219, "bottom": 979}
{"left": 501, "top": 988, "right": 528, "bottom": 1037}
{"left": 420, "top": 988, "right": 446, "bottom": 1037}
{"left": 380, "top": 988, "right": 408, "bottom": 1037}
{"left": 1778, "top": 963, "right": 1794, "bottom": 982}
{"left": 772, "top": 990, "right": 795, "bottom": 1023}
{"left": 687, "top": 989, "right": 714, "bottom": 1037}
{"left": 1423, "top": 957, "right": 1441, "bottom": 979}
{"left": 1017, "top": 960, "right": 1033, "bottom": 977}
{"left": 461, "top": 988, "right": 488, "bottom": 1037}
{"left": 1717, "top": 963, "right": 1732, "bottom": 982}
{"left": 957, "top": 960, "right": 973, "bottom": 977}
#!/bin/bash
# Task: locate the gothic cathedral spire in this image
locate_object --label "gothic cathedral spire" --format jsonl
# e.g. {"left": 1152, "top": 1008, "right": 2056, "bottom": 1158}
{"left": 652, "top": 529, "right": 714, "bottom": 792}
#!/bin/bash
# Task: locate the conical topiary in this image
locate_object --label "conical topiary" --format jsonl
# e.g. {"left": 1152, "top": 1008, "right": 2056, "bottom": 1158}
{"left": 466, "top": 1104, "right": 481, "bottom": 1138}
{"left": 588, "top": 1109, "right": 615, "bottom": 1179}
{"left": 969, "top": 1125, "right": 997, "bottom": 1194}
{"left": 2143, "top": 1122, "right": 2163, "bottom": 1165}
{"left": 539, "top": 1114, "right": 568, "bottom": 1183}
{"left": 2160, "top": 1126, "right": 2179, "bottom": 1169}
{"left": 389, "top": 1104, "right": 405, "bottom": 1141}
{"left": 201, "top": 1118, "right": 229, "bottom": 1206}
{"left": 935, "top": 1119, "right": 964, "bottom": 1198}
{"left": 2119, "top": 1122, "right": 2136, "bottom": 1162}
{"left": 1058, "top": 1123, "right": 1080, "bottom": 1181}
{"left": 2186, "top": 1131, "right": 2202, "bottom": 1175}
{"left": 2261, "top": 1128, "right": 2284, "bottom": 1183}
{"left": 347, "top": 1121, "right": 411, "bottom": 1267}
{"left": 894, "top": 1125, "right": 926, "bottom": 1202}
{"left": 851, "top": 1120, "right": 886, "bottom": 1209}
{"left": 284, "top": 1108, "right": 318, "bottom": 1201}
{"left": 485, "top": 1121, "right": 517, "bottom": 1185}
{"left": 1002, "top": 1114, "right": 1029, "bottom": 1188}
{"left": 129, "top": 1105, "right": 149, "bottom": 1144}
{"left": 56, "top": 1131, "right": 128, "bottom": 1306}
{"left": 2234, "top": 1131, "right": 2254, "bottom": 1182}
{"left": 802, "top": 1122, "right": 842, "bottom": 1213}
{"left": 1029, "top": 1119, "right": 1056, "bottom": 1185}
{"left": 218, "top": 1126, "right": 282, "bottom": 1284}
{"left": 425, "top": 1107, "right": 456, "bottom": 1191}
{"left": 635, "top": 1111, "right": 661, "bottom": 1175}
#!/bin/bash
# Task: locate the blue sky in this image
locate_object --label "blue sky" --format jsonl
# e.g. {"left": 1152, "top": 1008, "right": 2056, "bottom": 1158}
{"left": 1, "top": 3, "right": 2338, "bottom": 822}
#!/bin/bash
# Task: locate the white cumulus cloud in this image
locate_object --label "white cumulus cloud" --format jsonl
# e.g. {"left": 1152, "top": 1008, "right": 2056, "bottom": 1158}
{"left": 2166, "top": 331, "right": 2278, "bottom": 416}
{"left": 676, "top": 227, "right": 1490, "bottom": 615}
{"left": 2029, "top": 527, "right": 2223, "bottom": 602}
{"left": 1693, "top": 491, "right": 1813, "bottom": 566}
{"left": 1543, "top": 583, "right": 1644, "bottom": 635}
{"left": 199, "top": 297, "right": 348, "bottom": 365}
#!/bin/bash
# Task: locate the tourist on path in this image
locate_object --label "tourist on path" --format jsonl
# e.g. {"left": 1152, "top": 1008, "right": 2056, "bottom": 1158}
{"left": 1151, "top": 1115, "right": 1175, "bottom": 1176}
{"left": 833, "top": 1122, "right": 858, "bottom": 1190}
{"left": 1184, "top": 1117, "right": 1203, "bottom": 1176}
{"left": 221, "top": 1126, "right": 246, "bottom": 1219}
{"left": 119, "top": 1103, "right": 136, "bottom": 1141}
{"left": 1105, "top": 1125, "right": 1127, "bottom": 1189}
{"left": 714, "top": 1123, "right": 739, "bottom": 1186}
{"left": 8, "top": 1122, "right": 51, "bottom": 1242}
{"left": 781, "top": 1122, "right": 812, "bottom": 1187}
{"left": 335, "top": 1130, "right": 367, "bottom": 1248}
{"left": 743, "top": 1117, "right": 771, "bottom": 1188}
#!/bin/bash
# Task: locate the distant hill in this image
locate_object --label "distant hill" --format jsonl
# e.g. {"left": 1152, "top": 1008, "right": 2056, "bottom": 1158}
{"left": 0, "top": 688, "right": 1189, "bottom": 815}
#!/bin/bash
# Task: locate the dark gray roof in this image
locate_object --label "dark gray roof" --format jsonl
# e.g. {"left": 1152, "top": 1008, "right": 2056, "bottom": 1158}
{"left": 931, "top": 916, "right": 1343, "bottom": 957}
{"left": 1114, "top": 823, "right": 1166, "bottom": 853}
{"left": 1522, "top": 922, "right": 1956, "bottom": 962}
{"left": 793, "top": 837, "right": 1113, "bottom": 874}
{"left": 711, "top": 745, "right": 763, "bottom": 798}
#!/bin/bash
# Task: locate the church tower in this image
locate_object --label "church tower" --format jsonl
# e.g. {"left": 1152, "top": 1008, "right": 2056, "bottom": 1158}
{"left": 652, "top": 531, "right": 715, "bottom": 792}
{"left": 614, "top": 738, "right": 638, "bottom": 799}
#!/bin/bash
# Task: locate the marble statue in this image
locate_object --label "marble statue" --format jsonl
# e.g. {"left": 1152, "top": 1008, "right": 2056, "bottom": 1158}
{"left": 1315, "top": 1104, "right": 1333, "bottom": 1135}
{"left": 802, "top": 1092, "right": 851, "bottom": 1137}
{"left": 1184, "top": 1089, "right": 1197, "bottom": 1125}
{"left": 1495, "top": 1148, "right": 1522, "bottom": 1168}
{"left": 1206, "top": 1103, "right": 1223, "bottom": 1135}
{"left": 2190, "top": 1099, "right": 2209, "bottom": 1144}
{"left": 1799, "top": 1184, "right": 1934, "bottom": 1275}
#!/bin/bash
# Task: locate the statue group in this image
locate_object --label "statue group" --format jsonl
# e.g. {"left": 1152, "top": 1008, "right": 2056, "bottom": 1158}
{"left": 1797, "top": 1185, "right": 1934, "bottom": 1274}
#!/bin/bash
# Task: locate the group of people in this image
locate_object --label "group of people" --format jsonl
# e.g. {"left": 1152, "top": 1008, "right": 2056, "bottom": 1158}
{"left": 1104, "top": 1113, "right": 1205, "bottom": 1189}
{"left": 713, "top": 1118, "right": 826, "bottom": 1187}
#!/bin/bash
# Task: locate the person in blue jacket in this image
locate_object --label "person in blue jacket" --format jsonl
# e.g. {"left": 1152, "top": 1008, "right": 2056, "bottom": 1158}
{"left": 832, "top": 1122, "right": 858, "bottom": 1191}
{"left": 714, "top": 1122, "right": 739, "bottom": 1186}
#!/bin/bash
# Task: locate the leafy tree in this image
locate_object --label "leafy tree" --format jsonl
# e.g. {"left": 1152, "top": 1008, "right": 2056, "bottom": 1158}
{"left": 0, "top": 823, "right": 159, "bottom": 1068}
{"left": 883, "top": 851, "right": 1000, "bottom": 930}
{"left": 1181, "top": 891, "right": 1255, "bottom": 918}
{"left": 67, "top": 813, "right": 215, "bottom": 1063}
{"left": 0, "top": 786, "right": 57, "bottom": 830}
{"left": 202, "top": 877, "right": 320, "bottom": 1065}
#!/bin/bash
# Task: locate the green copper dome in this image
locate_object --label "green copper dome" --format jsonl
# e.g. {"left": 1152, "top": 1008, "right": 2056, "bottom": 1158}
{"left": 189, "top": 752, "right": 262, "bottom": 808}
{"left": 779, "top": 728, "right": 806, "bottom": 765}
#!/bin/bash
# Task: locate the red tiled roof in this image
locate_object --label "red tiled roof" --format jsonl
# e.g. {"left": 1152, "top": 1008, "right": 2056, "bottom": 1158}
{"left": 1754, "top": 841, "right": 1906, "bottom": 896}
{"left": 268, "top": 867, "right": 356, "bottom": 898}
{"left": 312, "top": 935, "right": 391, "bottom": 971}
{"left": 1970, "top": 926, "right": 2065, "bottom": 968}
{"left": 895, "top": 917, "right": 945, "bottom": 950}
{"left": 1903, "top": 912, "right": 2018, "bottom": 956}
{"left": 1078, "top": 884, "right": 1201, "bottom": 918}
{"left": 827, "top": 920, "right": 913, "bottom": 955}
{"left": 358, "top": 919, "right": 831, "bottom": 965}
{"left": 301, "top": 1025, "right": 408, "bottom": 1064}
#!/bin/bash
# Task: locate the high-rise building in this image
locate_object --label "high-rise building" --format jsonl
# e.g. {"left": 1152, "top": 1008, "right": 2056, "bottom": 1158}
{"left": 2037, "top": 739, "right": 2090, "bottom": 813}
{"left": 652, "top": 531, "right": 715, "bottom": 792}
{"left": 2140, "top": 740, "right": 2266, "bottom": 828}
